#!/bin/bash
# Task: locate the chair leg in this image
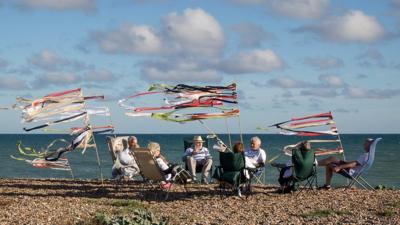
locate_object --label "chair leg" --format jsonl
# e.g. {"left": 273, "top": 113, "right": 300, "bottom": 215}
{"left": 347, "top": 177, "right": 369, "bottom": 190}
{"left": 358, "top": 176, "right": 375, "bottom": 191}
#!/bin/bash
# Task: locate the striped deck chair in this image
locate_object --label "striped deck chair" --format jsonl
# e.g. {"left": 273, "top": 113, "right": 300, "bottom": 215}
{"left": 133, "top": 147, "right": 190, "bottom": 200}
{"left": 343, "top": 138, "right": 382, "bottom": 190}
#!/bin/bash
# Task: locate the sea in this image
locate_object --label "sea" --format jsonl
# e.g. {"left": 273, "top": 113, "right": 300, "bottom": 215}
{"left": 0, "top": 134, "right": 399, "bottom": 188}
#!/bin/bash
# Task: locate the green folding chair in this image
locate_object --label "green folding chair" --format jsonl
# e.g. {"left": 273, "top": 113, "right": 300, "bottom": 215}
{"left": 212, "top": 151, "right": 251, "bottom": 197}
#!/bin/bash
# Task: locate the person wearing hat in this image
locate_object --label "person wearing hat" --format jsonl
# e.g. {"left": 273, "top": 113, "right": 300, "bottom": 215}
{"left": 317, "top": 138, "right": 375, "bottom": 189}
{"left": 184, "top": 135, "right": 213, "bottom": 184}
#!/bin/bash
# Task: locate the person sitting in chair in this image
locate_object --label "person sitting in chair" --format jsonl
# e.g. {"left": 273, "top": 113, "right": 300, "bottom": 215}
{"left": 272, "top": 141, "right": 313, "bottom": 193}
{"left": 111, "top": 136, "right": 140, "bottom": 179}
{"left": 245, "top": 136, "right": 266, "bottom": 169}
{"left": 148, "top": 142, "right": 192, "bottom": 189}
{"left": 244, "top": 136, "right": 267, "bottom": 183}
{"left": 184, "top": 135, "right": 213, "bottom": 184}
{"left": 318, "top": 138, "right": 374, "bottom": 189}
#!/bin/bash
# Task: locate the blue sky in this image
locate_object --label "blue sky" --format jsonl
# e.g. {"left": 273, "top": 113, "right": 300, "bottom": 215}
{"left": 0, "top": 0, "right": 399, "bottom": 134}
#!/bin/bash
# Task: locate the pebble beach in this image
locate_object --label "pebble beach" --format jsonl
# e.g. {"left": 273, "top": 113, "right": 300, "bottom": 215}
{"left": 0, "top": 178, "right": 399, "bottom": 225}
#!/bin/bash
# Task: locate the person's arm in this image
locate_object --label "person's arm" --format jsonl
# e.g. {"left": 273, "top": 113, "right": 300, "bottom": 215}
{"left": 332, "top": 161, "right": 359, "bottom": 172}
{"left": 204, "top": 147, "right": 210, "bottom": 156}
{"left": 185, "top": 147, "right": 194, "bottom": 156}
{"left": 257, "top": 150, "right": 267, "bottom": 167}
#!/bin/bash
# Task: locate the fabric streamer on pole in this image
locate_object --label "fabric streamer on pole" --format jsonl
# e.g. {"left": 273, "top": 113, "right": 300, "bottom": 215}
{"left": 12, "top": 88, "right": 113, "bottom": 182}
{"left": 119, "top": 82, "right": 242, "bottom": 150}
{"left": 270, "top": 111, "right": 346, "bottom": 157}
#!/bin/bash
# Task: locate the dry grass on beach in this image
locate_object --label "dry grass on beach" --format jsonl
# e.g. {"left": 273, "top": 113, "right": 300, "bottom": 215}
{"left": 0, "top": 178, "right": 399, "bottom": 225}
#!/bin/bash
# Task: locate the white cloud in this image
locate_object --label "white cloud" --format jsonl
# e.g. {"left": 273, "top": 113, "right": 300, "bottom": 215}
{"left": 220, "top": 49, "right": 284, "bottom": 74}
{"left": 17, "top": 0, "right": 95, "bottom": 11}
{"left": 0, "top": 76, "right": 28, "bottom": 90}
{"left": 28, "top": 50, "right": 68, "bottom": 70}
{"left": 232, "top": 22, "right": 274, "bottom": 48}
{"left": 28, "top": 50, "right": 91, "bottom": 71}
{"left": 164, "top": 8, "right": 225, "bottom": 57}
{"left": 268, "top": 0, "right": 329, "bottom": 19}
{"left": 140, "top": 59, "right": 222, "bottom": 82}
{"left": 84, "top": 69, "right": 117, "bottom": 82}
{"left": 300, "top": 88, "right": 338, "bottom": 98}
{"left": 31, "top": 72, "right": 81, "bottom": 88}
{"left": 93, "top": 24, "right": 162, "bottom": 55}
{"left": 0, "top": 58, "right": 9, "bottom": 68}
{"left": 356, "top": 49, "right": 386, "bottom": 67}
{"left": 267, "top": 77, "right": 309, "bottom": 88}
{"left": 304, "top": 56, "right": 344, "bottom": 70}
{"left": 142, "top": 67, "right": 221, "bottom": 82}
{"left": 230, "top": 0, "right": 329, "bottom": 19}
{"left": 293, "top": 10, "right": 387, "bottom": 42}
{"left": 91, "top": 8, "right": 225, "bottom": 58}
{"left": 318, "top": 74, "right": 345, "bottom": 87}
{"left": 343, "top": 87, "right": 400, "bottom": 99}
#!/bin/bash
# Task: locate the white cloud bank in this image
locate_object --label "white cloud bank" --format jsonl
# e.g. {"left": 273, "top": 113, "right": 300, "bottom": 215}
{"left": 304, "top": 56, "right": 344, "bottom": 70}
{"left": 16, "top": 0, "right": 95, "bottom": 11}
{"left": 92, "top": 24, "right": 162, "bottom": 55}
{"left": 163, "top": 8, "right": 225, "bottom": 57}
{"left": 90, "top": 8, "right": 283, "bottom": 82}
{"left": 0, "top": 76, "right": 28, "bottom": 90}
{"left": 293, "top": 10, "right": 387, "bottom": 43}
{"left": 219, "top": 49, "right": 284, "bottom": 74}
{"left": 230, "top": 0, "right": 329, "bottom": 19}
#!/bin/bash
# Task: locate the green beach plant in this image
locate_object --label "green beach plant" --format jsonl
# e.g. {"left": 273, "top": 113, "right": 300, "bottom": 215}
{"left": 94, "top": 210, "right": 168, "bottom": 225}
{"left": 376, "top": 210, "right": 395, "bottom": 217}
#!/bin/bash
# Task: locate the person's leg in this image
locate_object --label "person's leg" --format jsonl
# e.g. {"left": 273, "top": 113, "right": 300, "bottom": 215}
{"left": 318, "top": 156, "right": 341, "bottom": 167}
{"left": 186, "top": 156, "right": 197, "bottom": 179}
{"left": 200, "top": 158, "right": 213, "bottom": 182}
{"left": 324, "top": 165, "right": 334, "bottom": 186}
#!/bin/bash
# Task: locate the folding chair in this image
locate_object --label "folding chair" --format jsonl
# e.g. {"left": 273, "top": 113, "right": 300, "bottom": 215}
{"left": 249, "top": 167, "right": 266, "bottom": 185}
{"left": 212, "top": 151, "right": 251, "bottom": 197}
{"left": 272, "top": 147, "right": 317, "bottom": 194}
{"left": 343, "top": 138, "right": 382, "bottom": 190}
{"left": 134, "top": 147, "right": 190, "bottom": 200}
{"left": 291, "top": 148, "right": 317, "bottom": 195}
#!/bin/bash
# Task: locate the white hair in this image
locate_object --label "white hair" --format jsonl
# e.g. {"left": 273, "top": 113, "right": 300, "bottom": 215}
{"left": 250, "top": 136, "right": 261, "bottom": 144}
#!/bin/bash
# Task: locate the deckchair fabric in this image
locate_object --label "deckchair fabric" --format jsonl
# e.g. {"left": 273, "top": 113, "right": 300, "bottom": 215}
{"left": 291, "top": 148, "right": 317, "bottom": 193}
{"left": 274, "top": 148, "right": 317, "bottom": 194}
{"left": 106, "top": 136, "right": 129, "bottom": 163}
{"left": 134, "top": 147, "right": 190, "bottom": 200}
{"left": 134, "top": 148, "right": 165, "bottom": 182}
{"left": 292, "top": 148, "right": 316, "bottom": 181}
{"left": 343, "top": 138, "right": 382, "bottom": 190}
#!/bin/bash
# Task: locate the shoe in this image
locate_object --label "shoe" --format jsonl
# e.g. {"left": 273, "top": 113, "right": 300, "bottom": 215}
{"left": 318, "top": 184, "right": 331, "bottom": 190}
{"left": 201, "top": 178, "right": 209, "bottom": 185}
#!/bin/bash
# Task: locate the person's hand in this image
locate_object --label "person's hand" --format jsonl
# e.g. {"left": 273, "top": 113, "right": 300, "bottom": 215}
{"left": 333, "top": 166, "right": 341, "bottom": 173}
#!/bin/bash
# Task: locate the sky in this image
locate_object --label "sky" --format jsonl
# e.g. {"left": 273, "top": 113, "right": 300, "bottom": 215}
{"left": 0, "top": 0, "right": 400, "bottom": 134}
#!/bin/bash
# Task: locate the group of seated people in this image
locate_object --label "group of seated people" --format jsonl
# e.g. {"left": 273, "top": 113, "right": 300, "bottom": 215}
{"left": 111, "top": 135, "right": 267, "bottom": 184}
{"left": 111, "top": 134, "right": 376, "bottom": 191}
